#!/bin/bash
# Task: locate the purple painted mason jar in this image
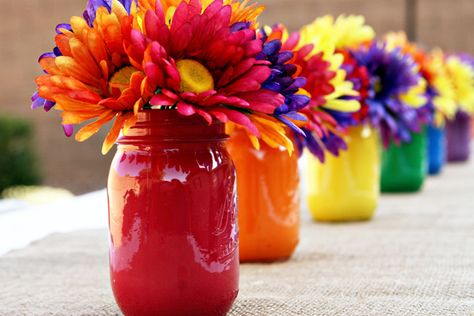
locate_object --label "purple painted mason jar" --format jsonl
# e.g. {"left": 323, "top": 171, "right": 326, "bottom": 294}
{"left": 446, "top": 111, "right": 472, "bottom": 162}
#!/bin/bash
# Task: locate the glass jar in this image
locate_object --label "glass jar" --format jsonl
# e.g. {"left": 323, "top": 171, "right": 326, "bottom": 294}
{"left": 227, "top": 129, "right": 299, "bottom": 262}
{"left": 427, "top": 124, "right": 446, "bottom": 175}
{"left": 446, "top": 110, "right": 472, "bottom": 162}
{"left": 107, "top": 110, "right": 239, "bottom": 316}
{"left": 381, "top": 128, "right": 427, "bottom": 192}
{"left": 306, "top": 125, "right": 380, "bottom": 222}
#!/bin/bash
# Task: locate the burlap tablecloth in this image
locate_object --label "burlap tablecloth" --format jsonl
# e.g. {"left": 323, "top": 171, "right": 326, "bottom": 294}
{"left": 1, "top": 161, "right": 473, "bottom": 315}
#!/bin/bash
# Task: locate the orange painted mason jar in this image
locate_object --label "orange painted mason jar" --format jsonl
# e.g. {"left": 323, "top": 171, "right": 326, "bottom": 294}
{"left": 227, "top": 129, "right": 300, "bottom": 262}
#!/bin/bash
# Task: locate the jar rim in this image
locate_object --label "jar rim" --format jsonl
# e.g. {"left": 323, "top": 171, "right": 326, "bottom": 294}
{"left": 118, "top": 109, "right": 229, "bottom": 144}
{"left": 136, "top": 109, "right": 220, "bottom": 126}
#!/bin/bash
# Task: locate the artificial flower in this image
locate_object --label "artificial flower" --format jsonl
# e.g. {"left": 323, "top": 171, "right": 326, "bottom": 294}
{"left": 325, "top": 49, "right": 372, "bottom": 128}
{"left": 33, "top": 0, "right": 143, "bottom": 154}
{"left": 305, "top": 15, "right": 374, "bottom": 129}
{"left": 445, "top": 54, "right": 474, "bottom": 114}
{"left": 131, "top": 0, "right": 297, "bottom": 152}
{"left": 428, "top": 49, "right": 457, "bottom": 125}
{"left": 225, "top": 23, "right": 312, "bottom": 156}
{"left": 384, "top": 32, "right": 457, "bottom": 127}
{"left": 457, "top": 52, "right": 474, "bottom": 70}
{"left": 262, "top": 23, "right": 361, "bottom": 161}
{"left": 352, "top": 41, "right": 425, "bottom": 147}
{"left": 300, "top": 15, "right": 375, "bottom": 50}
{"left": 297, "top": 24, "right": 360, "bottom": 112}
{"left": 257, "top": 28, "right": 310, "bottom": 134}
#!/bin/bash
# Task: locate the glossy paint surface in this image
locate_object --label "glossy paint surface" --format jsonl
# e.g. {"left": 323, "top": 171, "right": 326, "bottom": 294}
{"left": 381, "top": 128, "right": 427, "bottom": 193}
{"left": 107, "top": 111, "right": 239, "bottom": 316}
{"left": 427, "top": 125, "right": 446, "bottom": 175}
{"left": 446, "top": 111, "right": 472, "bottom": 162}
{"left": 227, "top": 130, "right": 300, "bottom": 262}
{"left": 307, "top": 125, "right": 380, "bottom": 222}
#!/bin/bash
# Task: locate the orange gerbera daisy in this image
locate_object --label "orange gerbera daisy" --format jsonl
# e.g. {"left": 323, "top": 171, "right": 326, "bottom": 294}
{"left": 34, "top": 0, "right": 150, "bottom": 154}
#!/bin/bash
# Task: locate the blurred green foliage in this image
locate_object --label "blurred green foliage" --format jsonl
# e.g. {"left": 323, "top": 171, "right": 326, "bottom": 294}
{"left": 0, "top": 116, "right": 40, "bottom": 194}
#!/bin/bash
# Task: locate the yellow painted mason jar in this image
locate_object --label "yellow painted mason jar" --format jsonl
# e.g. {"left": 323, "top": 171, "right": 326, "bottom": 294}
{"left": 306, "top": 125, "right": 380, "bottom": 222}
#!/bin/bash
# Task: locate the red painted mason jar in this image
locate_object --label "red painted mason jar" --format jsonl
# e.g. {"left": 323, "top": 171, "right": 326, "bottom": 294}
{"left": 107, "top": 110, "right": 239, "bottom": 316}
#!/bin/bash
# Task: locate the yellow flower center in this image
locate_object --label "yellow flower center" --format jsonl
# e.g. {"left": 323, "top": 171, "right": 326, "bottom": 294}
{"left": 109, "top": 66, "right": 137, "bottom": 94}
{"left": 166, "top": 7, "right": 176, "bottom": 26}
{"left": 176, "top": 59, "right": 215, "bottom": 94}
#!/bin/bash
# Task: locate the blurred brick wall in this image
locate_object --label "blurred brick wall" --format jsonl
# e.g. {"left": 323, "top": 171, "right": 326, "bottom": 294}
{"left": 0, "top": 0, "right": 472, "bottom": 193}
{"left": 0, "top": 0, "right": 112, "bottom": 194}
{"left": 258, "top": 0, "right": 406, "bottom": 34}
{"left": 417, "top": 0, "right": 474, "bottom": 53}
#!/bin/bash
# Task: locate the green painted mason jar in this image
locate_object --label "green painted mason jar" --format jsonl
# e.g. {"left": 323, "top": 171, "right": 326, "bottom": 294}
{"left": 381, "top": 128, "right": 427, "bottom": 193}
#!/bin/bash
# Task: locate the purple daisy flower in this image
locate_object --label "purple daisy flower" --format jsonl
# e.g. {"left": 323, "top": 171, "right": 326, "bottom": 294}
{"left": 31, "top": 24, "right": 75, "bottom": 136}
{"left": 257, "top": 27, "right": 310, "bottom": 140}
{"left": 457, "top": 52, "right": 474, "bottom": 70}
{"left": 295, "top": 127, "right": 347, "bottom": 163}
{"left": 31, "top": 24, "right": 71, "bottom": 112}
{"left": 84, "top": 0, "right": 132, "bottom": 26}
{"left": 297, "top": 128, "right": 325, "bottom": 161}
{"left": 352, "top": 42, "right": 423, "bottom": 147}
{"left": 417, "top": 85, "right": 436, "bottom": 126}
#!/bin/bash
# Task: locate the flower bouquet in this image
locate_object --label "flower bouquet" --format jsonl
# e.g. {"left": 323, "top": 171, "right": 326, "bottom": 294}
{"left": 356, "top": 36, "right": 429, "bottom": 193}
{"left": 384, "top": 33, "right": 457, "bottom": 175}
{"left": 31, "top": 0, "right": 312, "bottom": 314}
{"left": 300, "top": 15, "right": 382, "bottom": 222}
{"left": 227, "top": 19, "right": 362, "bottom": 260}
{"left": 424, "top": 49, "right": 457, "bottom": 174}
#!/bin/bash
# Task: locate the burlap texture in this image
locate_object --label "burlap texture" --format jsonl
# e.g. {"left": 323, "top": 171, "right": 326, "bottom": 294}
{"left": 0, "top": 161, "right": 473, "bottom": 315}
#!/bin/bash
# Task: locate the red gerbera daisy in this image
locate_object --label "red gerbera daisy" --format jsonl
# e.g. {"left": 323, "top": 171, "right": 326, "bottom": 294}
{"left": 125, "top": 0, "right": 289, "bottom": 144}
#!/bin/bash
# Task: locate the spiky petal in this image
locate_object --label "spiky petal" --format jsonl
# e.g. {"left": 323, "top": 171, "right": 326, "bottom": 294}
{"left": 352, "top": 41, "right": 424, "bottom": 147}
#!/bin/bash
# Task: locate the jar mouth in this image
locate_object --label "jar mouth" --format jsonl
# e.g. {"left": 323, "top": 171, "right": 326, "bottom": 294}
{"left": 119, "top": 109, "right": 228, "bottom": 144}
{"left": 135, "top": 109, "right": 219, "bottom": 125}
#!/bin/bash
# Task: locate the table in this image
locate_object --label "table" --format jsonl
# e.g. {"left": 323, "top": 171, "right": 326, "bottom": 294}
{"left": 1, "top": 161, "right": 473, "bottom": 315}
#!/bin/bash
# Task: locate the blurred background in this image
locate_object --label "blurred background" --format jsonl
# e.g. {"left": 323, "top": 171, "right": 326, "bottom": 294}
{"left": 1, "top": 0, "right": 473, "bottom": 194}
